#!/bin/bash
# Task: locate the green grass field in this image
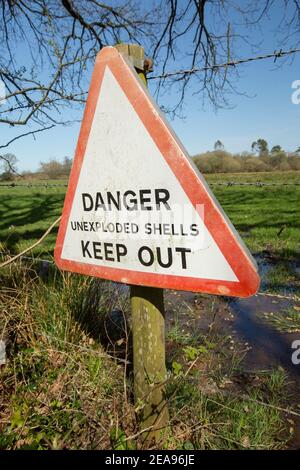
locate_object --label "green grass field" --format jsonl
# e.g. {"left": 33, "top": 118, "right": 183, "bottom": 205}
{"left": 1, "top": 172, "right": 299, "bottom": 261}
{"left": 1, "top": 171, "right": 299, "bottom": 449}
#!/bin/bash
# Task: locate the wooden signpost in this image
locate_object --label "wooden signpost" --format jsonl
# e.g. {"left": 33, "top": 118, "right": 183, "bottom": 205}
{"left": 116, "top": 44, "right": 168, "bottom": 441}
{"left": 54, "top": 44, "right": 260, "bottom": 443}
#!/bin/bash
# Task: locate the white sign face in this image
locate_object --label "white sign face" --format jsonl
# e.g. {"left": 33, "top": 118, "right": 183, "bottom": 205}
{"left": 61, "top": 67, "right": 236, "bottom": 282}
{"left": 55, "top": 47, "right": 260, "bottom": 297}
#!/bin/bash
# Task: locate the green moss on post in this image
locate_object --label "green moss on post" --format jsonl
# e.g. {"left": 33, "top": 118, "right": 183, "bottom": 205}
{"left": 130, "top": 285, "right": 169, "bottom": 443}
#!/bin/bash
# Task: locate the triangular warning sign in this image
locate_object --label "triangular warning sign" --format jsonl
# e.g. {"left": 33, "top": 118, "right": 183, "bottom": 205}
{"left": 54, "top": 47, "right": 260, "bottom": 297}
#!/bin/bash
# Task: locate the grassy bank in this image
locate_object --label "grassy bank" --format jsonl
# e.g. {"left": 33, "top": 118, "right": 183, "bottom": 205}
{"left": 0, "top": 264, "right": 292, "bottom": 450}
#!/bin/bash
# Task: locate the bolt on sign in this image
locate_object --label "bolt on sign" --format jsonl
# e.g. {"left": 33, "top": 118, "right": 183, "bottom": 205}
{"left": 54, "top": 47, "right": 260, "bottom": 297}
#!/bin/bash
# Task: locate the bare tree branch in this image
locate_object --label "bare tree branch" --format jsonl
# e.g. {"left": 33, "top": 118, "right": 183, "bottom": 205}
{"left": 0, "top": 0, "right": 299, "bottom": 145}
{"left": 0, "top": 125, "right": 55, "bottom": 150}
{"left": 0, "top": 152, "right": 20, "bottom": 176}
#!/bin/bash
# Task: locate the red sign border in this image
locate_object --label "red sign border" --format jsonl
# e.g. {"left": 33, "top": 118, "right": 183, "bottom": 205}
{"left": 54, "top": 47, "right": 260, "bottom": 297}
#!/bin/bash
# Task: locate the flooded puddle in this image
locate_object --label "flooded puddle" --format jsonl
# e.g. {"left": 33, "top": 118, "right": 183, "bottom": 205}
{"left": 229, "top": 295, "right": 300, "bottom": 378}
{"left": 228, "top": 254, "right": 299, "bottom": 377}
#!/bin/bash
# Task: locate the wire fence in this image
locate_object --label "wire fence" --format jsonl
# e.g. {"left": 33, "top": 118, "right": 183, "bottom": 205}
{"left": 148, "top": 47, "right": 300, "bottom": 80}
{"left": 0, "top": 181, "right": 299, "bottom": 189}
{"left": 209, "top": 182, "right": 300, "bottom": 187}
{"left": 0, "top": 183, "right": 68, "bottom": 188}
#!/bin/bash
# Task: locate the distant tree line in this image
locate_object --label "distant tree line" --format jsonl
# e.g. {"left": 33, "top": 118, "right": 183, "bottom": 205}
{"left": 2, "top": 139, "right": 300, "bottom": 181}
{"left": 194, "top": 140, "right": 300, "bottom": 173}
{"left": 0, "top": 156, "right": 73, "bottom": 181}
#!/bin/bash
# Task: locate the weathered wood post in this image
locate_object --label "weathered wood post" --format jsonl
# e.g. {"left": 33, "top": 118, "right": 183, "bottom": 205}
{"left": 114, "top": 43, "right": 169, "bottom": 444}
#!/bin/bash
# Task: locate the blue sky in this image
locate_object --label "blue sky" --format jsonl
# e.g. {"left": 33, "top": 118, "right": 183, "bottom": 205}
{"left": 2, "top": 2, "right": 300, "bottom": 172}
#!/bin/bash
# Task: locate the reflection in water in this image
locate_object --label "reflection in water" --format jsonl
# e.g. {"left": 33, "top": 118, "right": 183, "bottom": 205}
{"left": 229, "top": 295, "right": 300, "bottom": 379}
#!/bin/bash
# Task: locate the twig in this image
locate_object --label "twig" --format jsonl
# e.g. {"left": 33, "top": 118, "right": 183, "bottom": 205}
{"left": 256, "top": 292, "right": 300, "bottom": 302}
{"left": 0, "top": 125, "right": 55, "bottom": 150}
{"left": 0, "top": 216, "right": 61, "bottom": 268}
{"left": 239, "top": 394, "right": 300, "bottom": 418}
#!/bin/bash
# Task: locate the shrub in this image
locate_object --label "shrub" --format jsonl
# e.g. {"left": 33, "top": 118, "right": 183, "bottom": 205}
{"left": 0, "top": 171, "right": 15, "bottom": 181}
{"left": 194, "top": 151, "right": 242, "bottom": 173}
{"left": 288, "top": 155, "right": 300, "bottom": 170}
